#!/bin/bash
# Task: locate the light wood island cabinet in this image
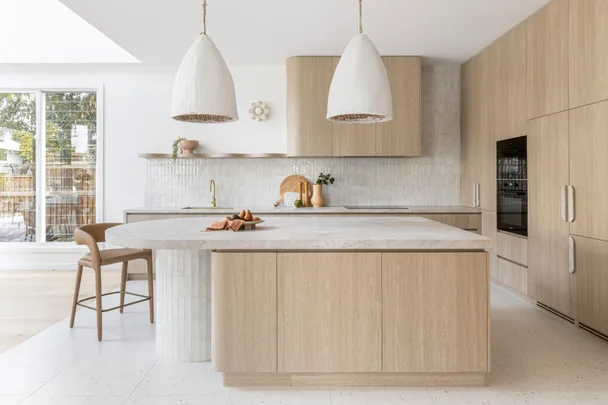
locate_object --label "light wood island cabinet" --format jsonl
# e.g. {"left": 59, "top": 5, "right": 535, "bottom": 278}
{"left": 211, "top": 249, "right": 490, "bottom": 387}
{"left": 382, "top": 252, "right": 489, "bottom": 373}
{"left": 277, "top": 253, "right": 382, "bottom": 373}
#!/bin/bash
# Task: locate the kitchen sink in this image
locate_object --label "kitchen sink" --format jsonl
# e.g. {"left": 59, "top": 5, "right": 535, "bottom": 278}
{"left": 344, "top": 206, "right": 410, "bottom": 209}
{"left": 181, "top": 207, "right": 234, "bottom": 210}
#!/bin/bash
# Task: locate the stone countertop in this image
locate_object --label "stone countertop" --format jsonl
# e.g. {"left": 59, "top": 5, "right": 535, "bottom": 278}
{"left": 124, "top": 206, "right": 482, "bottom": 215}
{"left": 106, "top": 216, "right": 492, "bottom": 251}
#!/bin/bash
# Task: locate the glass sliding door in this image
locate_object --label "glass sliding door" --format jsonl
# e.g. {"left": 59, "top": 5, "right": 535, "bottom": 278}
{"left": 0, "top": 93, "right": 37, "bottom": 242}
{"left": 44, "top": 92, "right": 97, "bottom": 242}
{"left": 0, "top": 89, "right": 100, "bottom": 244}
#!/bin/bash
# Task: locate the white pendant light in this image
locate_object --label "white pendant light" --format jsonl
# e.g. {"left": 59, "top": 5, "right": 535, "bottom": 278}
{"left": 171, "top": 0, "right": 238, "bottom": 123}
{"left": 327, "top": 0, "right": 392, "bottom": 124}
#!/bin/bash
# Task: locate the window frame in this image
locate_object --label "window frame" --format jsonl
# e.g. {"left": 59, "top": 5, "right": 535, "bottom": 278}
{"left": 0, "top": 86, "right": 104, "bottom": 246}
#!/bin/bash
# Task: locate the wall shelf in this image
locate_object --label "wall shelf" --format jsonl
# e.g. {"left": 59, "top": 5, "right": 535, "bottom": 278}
{"left": 138, "top": 153, "right": 288, "bottom": 159}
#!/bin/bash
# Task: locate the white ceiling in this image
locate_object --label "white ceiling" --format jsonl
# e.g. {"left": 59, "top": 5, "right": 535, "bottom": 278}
{"left": 58, "top": 0, "right": 550, "bottom": 66}
{"left": 0, "top": 0, "right": 138, "bottom": 64}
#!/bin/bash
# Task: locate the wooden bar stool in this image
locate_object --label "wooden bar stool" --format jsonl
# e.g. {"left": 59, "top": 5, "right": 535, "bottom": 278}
{"left": 70, "top": 223, "right": 154, "bottom": 341}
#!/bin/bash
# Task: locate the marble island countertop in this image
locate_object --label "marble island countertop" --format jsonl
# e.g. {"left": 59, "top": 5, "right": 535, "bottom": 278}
{"left": 107, "top": 215, "right": 492, "bottom": 251}
{"left": 125, "top": 205, "right": 482, "bottom": 216}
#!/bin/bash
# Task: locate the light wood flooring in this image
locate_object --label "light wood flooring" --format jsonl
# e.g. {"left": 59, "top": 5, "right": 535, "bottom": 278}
{"left": 0, "top": 270, "right": 121, "bottom": 354}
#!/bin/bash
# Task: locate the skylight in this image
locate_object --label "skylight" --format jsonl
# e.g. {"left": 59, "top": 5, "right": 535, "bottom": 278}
{"left": 0, "top": 0, "right": 140, "bottom": 64}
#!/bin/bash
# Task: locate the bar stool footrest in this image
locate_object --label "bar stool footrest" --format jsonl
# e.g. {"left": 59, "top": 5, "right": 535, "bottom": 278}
{"left": 76, "top": 291, "right": 151, "bottom": 313}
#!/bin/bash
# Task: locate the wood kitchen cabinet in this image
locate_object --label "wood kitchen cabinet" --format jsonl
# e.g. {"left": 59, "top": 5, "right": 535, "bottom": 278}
{"left": 287, "top": 56, "right": 421, "bottom": 157}
{"left": 573, "top": 236, "right": 608, "bottom": 337}
{"left": 460, "top": 58, "right": 478, "bottom": 208}
{"left": 375, "top": 56, "right": 422, "bottom": 156}
{"left": 527, "top": 112, "right": 571, "bottom": 315}
{"left": 497, "top": 22, "right": 527, "bottom": 140}
{"left": 569, "top": 101, "right": 608, "bottom": 242}
{"left": 527, "top": 0, "right": 569, "bottom": 120}
{"left": 277, "top": 253, "right": 382, "bottom": 372}
{"left": 286, "top": 57, "right": 335, "bottom": 156}
{"left": 382, "top": 252, "right": 489, "bottom": 372}
{"left": 569, "top": 0, "right": 608, "bottom": 109}
{"left": 211, "top": 253, "right": 277, "bottom": 372}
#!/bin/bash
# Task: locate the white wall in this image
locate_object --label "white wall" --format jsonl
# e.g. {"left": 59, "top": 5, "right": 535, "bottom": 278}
{"left": 0, "top": 64, "right": 286, "bottom": 222}
{"left": 0, "top": 63, "right": 460, "bottom": 270}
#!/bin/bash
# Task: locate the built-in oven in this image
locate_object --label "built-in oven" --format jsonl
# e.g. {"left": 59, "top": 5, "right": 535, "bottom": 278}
{"left": 497, "top": 136, "right": 528, "bottom": 237}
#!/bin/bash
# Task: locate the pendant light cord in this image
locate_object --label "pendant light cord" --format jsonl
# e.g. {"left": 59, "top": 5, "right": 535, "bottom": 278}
{"left": 202, "top": 0, "right": 208, "bottom": 35}
{"left": 358, "top": 0, "right": 363, "bottom": 34}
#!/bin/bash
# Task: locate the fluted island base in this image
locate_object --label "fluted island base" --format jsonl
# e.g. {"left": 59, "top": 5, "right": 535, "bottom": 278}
{"left": 154, "top": 249, "right": 211, "bottom": 362}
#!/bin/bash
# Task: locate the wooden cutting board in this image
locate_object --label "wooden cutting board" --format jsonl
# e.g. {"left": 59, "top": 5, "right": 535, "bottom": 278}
{"left": 279, "top": 175, "right": 312, "bottom": 202}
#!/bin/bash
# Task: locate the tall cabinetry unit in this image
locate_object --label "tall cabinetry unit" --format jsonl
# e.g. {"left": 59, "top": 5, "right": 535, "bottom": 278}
{"left": 463, "top": 0, "right": 608, "bottom": 338}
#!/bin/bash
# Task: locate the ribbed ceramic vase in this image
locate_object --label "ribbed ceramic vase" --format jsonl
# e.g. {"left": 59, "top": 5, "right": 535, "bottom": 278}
{"left": 311, "top": 184, "right": 324, "bottom": 208}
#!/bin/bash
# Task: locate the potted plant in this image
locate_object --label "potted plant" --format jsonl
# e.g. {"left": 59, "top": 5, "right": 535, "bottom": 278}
{"left": 311, "top": 173, "right": 335, "bottom": 207}
{"left": 172, "top": 137, "right": 186, "bottom": 159}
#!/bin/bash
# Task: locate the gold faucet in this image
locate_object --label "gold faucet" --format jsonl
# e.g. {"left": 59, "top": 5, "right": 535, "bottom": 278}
{"left": 209, "top": 179, "right": 216, "bottom": 208}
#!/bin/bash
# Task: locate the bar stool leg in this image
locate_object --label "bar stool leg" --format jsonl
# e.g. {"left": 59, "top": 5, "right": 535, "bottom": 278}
{"left": 120, "top": 261, "right": 128, "bottom": 313}
{"left": 147, "top": 257, "right": 154, "bottom": 324}
{"left": 69, "top": 265, "right": 83, "bottom": 328}
{"left": 95, "top": 267, "right": 103, "bottom": 341}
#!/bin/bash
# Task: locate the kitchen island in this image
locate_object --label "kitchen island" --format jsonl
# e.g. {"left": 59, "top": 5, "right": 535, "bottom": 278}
{"left": 106, "top": 215, "right": 492, "bottom": 387}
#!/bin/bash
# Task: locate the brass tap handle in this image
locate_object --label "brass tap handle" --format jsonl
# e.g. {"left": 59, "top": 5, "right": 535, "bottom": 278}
{"left": 209, "top": 179, "right": 216, "bottom": 208}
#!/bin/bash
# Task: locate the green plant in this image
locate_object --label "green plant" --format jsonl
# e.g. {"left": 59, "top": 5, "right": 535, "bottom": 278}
{"left": 294, "top": 199, "right": 303, "bottom": 208}
{"left": 172, "top": 137, "right": 186, "bottom": 159}
{"left": 316, "top": 173, "right": 335, "bottom": 185}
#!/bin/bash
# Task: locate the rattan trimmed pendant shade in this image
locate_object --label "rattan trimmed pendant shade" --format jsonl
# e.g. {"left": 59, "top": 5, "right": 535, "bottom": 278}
{"left": 171, "top": 1, "right": 238, "bottom": 123}
{"left": 327, "top": 1, "right": 392, "bottom": 124}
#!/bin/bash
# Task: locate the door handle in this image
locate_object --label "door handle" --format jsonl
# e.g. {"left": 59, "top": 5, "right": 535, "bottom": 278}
{"left": 473, "top": 183, "right": 477, "bottom": 208}
{"left": 561, "top": 186, "right": 568, "bottom": 222}
{"left": 569, "top": 236, "right": 575, "bottom": 274}
{"left": 567, "top": 185, "right": 575, "bottom": 223}
{"left": 475, "top": 183, "right": 480, "bottom": 208}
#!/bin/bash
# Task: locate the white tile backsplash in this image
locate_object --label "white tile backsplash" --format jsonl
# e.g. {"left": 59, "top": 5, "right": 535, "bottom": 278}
{"left": 143, "top": 65, "right": 461, "bottom": 208}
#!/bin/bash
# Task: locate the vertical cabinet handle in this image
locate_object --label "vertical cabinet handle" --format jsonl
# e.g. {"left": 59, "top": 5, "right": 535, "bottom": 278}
{"left": 561, "top": 186, "right": 568, "bottom": 222}
{"left": 473, "top": 183, "right": 477, "bottom": 208}
{"left": 476, "top": 183, "right": 480, "bottom": 208}
{"left": 567, "top": 185, "right": 575, "bottom": 223}
{"left": 568, "top": 236, "right": 575, "bottom": 274}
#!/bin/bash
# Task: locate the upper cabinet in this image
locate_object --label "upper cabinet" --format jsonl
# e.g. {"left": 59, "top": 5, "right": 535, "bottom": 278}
{"left": 286, "top": 57, "right": 335, "bottom": 157}
{"left": 286, "top": 56, "right": 421, "bottom": 157}
{"left": 527, "top": 0, "right": 569, "bottom": 119}
{"left": 569, "top": 0, "right": 608, "bottom": 109}
{"left": 497, "top": 22, "right": 527, "bottom": 140}
{"left": 376, "top": 57, "right": 422, "bottom": 157}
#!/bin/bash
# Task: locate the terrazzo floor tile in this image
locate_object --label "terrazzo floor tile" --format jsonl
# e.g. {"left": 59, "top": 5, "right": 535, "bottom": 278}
{"left": 20, "top": 395, "right": 128, "bottom": 405}
{"left": 329, "top": 388, "right": 435, "bottom": 404}
{"left": 227, "top": 388, "right": 331, "bottom": 405}
{"left": 0, "top": 281, "right": 606, "bottom": 405}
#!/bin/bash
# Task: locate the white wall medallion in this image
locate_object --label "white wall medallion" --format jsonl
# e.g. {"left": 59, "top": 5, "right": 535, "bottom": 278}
{"left": 249, "top": 101, "right": 270, "bottom": 121}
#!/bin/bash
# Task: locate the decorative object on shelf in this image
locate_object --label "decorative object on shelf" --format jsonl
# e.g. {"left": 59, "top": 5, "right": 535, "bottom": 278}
{"left": 179, "top": 140, "right": 199, "bottom": 154}
{"left": 171, "top": 0, "right": 238, "bottom": 124}
{"left": 283, "top": 192, "right": 299, "bottom": 207}
{"left": 294, "top": 199, "right": 304, "bottom": 208}
{"left": 172, "top": 137, "right": 186, "bottom": 159}
{"left": 304, "top": 182, "right": 310, "bottom": 207}
{"left": 327, "top": 0, "right": 392, "bottom": 124}
{"left": 312, "top": 173, "right": 336, "bottom": 208}
{"left": 249, "top": 101, "right": 269, "bottom": 121}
